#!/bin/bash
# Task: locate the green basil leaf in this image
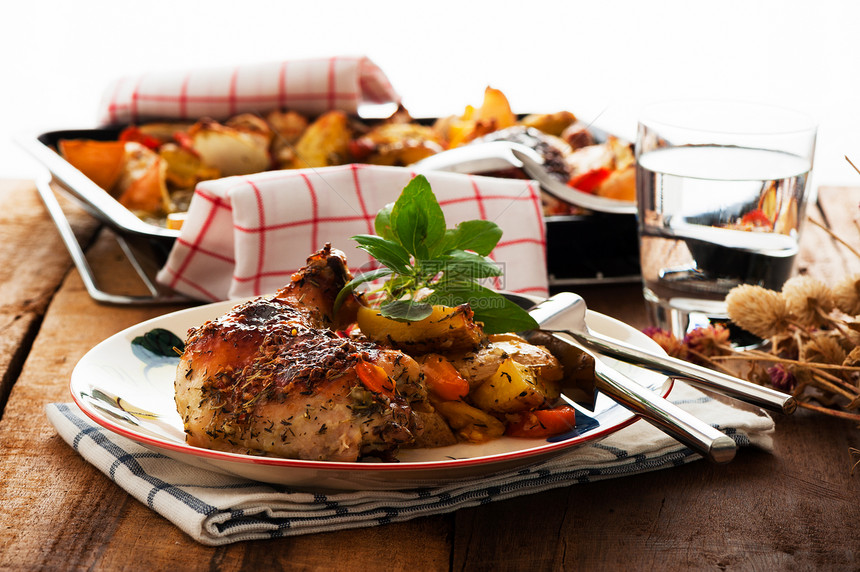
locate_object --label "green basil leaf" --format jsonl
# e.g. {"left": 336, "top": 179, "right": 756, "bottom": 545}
{"left": 382, "top": 274, "right": 417, "bottom": 301}
{"left": 334, "top": 268, "right": 393, "bottom": 313}
{"left": 427, "top": 283, "right": 538, "bottom": 334}
{"left": 352, "top": 234, "right": 413, "bottom": 275}
{"left": 379, "top": 299, "right": 434, "bottom": 322}
{"left": 437, "top": 220, "right": 502, "bottom": 256}
{"left": 131, "top": 328, "right": 184, "bottom": 357}
{"left": 435, "top": 250, "right": 503, "bottom": 282}
{"left": 374, "top": 202, "right": 395, "bottom": 241}
{"left": 389, "top": 175, "right": 446, "bottom": 259}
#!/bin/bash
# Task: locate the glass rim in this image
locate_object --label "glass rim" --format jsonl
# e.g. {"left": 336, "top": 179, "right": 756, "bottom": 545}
{"left": 638, "top": 98, "right": 817, "bottom": 137}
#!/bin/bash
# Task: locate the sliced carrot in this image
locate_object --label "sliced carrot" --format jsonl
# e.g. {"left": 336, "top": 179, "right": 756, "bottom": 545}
{"left": 505, "top": 406, "right": 578, "bottom": 438}
{"left": 355, "top": 359, "right": 395, "bottom": 397}
{"left": 418, "top": 354, "right": 470, "bottom": 401}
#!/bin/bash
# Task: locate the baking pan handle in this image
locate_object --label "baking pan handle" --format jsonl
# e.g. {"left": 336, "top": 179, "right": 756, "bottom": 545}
{"left": 35, "top": 176, "right": 190, "bottom": 305}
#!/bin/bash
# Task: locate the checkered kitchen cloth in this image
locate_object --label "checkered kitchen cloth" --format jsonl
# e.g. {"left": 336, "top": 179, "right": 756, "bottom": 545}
{"left": 45, "top": 382, "right": 774, "bottom": 546}
{"left": 97, "top": 55, "right": 399, "bottom": 125}
{"left": 155, "top": 166, "right": 549, "bottom": 302}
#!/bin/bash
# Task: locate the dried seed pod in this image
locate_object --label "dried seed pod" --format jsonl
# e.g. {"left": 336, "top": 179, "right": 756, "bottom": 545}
{"left": 726, "top": 284, "right": 791, "bottom": 339}
{"left": 801, "top": 331, "right": 847, "bottom": 365}
{"left": 832, "top": 274, "right": 860, "bottom": 316}
{"left": 781, "top": 276, "right": 835, "bottom": 328}
{"left": 843, "top": 346, "right": 860, "bottom": 368}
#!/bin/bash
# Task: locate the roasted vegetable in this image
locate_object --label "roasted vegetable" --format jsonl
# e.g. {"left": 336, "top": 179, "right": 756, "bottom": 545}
{"left": 431, "top": 399, "right": 505, "bottom": 443}
{"left": 158, "top": 143, "right": 220, "bottom": 189}
{"left": 58, "top": 139, "right": 126, "bottom": 192}
{"left": 350, "top": 123, "right": 445, "bottom": 166}
{"left": 187, "top": 118, "right": 272, "bottom": 176}
{"left": 505, "top": 406, "right": 578, "bottom": 438}
{"left": 356, "top": 304, "right": 486, "bottom": 354}
{"left": 488, "top": 333, "right": 563, "bottom": 382}
{"left": 437, "top": 86, "right": 518, "bottom": 148}
{"left": 286, "top": 110, "right": 353, "bottom": 169}
{"left": 520, "top": 111, "right": 577, "bottom": 137}
{"left": 470, "top": 357, "right": 560, "bottom": 413}
{"left": 114, "top": 143, "right": 171, "bottom": 214}
{"left": 409, "top": 403, "right": 459, "bottom": 448}
{"left": 417, "top": 354, "right": 470, "bottom": 401}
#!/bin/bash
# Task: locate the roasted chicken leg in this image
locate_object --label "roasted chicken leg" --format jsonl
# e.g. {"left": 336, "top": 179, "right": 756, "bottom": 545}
{"left": 174, "top": 244, "right": 424, "bottom": 461}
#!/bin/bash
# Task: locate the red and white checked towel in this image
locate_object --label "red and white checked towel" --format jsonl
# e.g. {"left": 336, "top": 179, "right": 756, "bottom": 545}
{"left": 97, "top": 56, "right": 399, "bottom": 126}
{"left": 155, "top": 166, "right": 549, "bottom": 302}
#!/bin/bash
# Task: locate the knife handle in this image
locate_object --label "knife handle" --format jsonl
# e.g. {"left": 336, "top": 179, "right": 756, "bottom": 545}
{"left": 578, "top": 330, "right": 796, "bottom": 415}
{"left": 592, "top": 359, "right": 737, "bottom": 464}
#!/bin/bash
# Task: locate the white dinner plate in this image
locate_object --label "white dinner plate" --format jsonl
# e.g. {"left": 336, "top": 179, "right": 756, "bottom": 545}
{"left": 70, "top": 300, "right": 670, "bottom": 491}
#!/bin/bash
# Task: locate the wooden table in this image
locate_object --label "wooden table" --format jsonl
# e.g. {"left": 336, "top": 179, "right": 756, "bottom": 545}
{"left": 0, "top": 179, "right": 858, "bottom": 570}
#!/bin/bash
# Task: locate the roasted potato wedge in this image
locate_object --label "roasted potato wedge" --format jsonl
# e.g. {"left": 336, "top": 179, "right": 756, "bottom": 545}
{"left": 519, "top": 111, "right": 577, "bottom": 137}
{"left": 488, "top": 334, "right": 564, "bottom": 382}
{"left": 431, "top": 399, "right": 505, "bottom": 443}
{"left": 158, "top": 143, "right": 220, "bottom": 189}
{"left": 470, "top": 358, "right": 560, "bottom": 414}
{"left": 409, "top": 403, "right": 459, "bottom": 448}
{"left": 286, "top": 110, "right": 353, "bottom": 169}
{"left": 350, "top": 123, "right": 445, "bottom": 166}
{"left": 356, "top": 304, "right": 485, "bottom": 354}
{"left": 448, "top": 345, "right": 508, "bottom": 389}
{"left": 440, "top": 86, "right": 518, "bottom": 148}
{"left": 188, "top": 119, "right": 271, "bottom": 176}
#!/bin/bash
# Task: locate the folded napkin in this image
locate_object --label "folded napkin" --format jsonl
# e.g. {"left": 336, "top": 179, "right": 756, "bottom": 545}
{"left": 46, "top": 382, "right": 773, "bottom": 546}
{"left": 155, "top": 167, "right": 550, "bottom": 302}
{"left": 97, "top": 56, "right": 399, "bottom": 126}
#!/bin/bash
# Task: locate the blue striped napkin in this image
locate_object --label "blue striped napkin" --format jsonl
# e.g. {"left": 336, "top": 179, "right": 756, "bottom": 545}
{"left": 46, "top": 382, "right": 773, "bottom": 546}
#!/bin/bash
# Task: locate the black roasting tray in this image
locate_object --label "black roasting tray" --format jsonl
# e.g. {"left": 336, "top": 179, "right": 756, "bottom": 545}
{"left": 22, "top": 127, "right": 640, "bottom": 291}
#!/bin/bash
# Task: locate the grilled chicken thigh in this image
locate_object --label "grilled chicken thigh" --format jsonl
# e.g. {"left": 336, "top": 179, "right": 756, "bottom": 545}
{"left": 174, "top": 245, "right": 424, "bottom": 461}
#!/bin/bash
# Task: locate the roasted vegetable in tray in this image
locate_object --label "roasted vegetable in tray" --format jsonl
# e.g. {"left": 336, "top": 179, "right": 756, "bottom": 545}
{"left": 57, "top": 87, "right": 635, "bottom": 227}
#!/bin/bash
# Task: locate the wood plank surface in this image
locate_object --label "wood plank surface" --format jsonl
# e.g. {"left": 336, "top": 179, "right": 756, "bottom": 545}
{"left": 0, "top": 180, "right": 100, "bottom": 415}
{"left": 0, "top": 181, "right": 858, "bottom": 570}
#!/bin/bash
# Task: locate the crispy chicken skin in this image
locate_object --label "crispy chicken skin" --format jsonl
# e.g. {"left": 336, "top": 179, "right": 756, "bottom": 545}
{"left": 174, "top": 245, "right": 423, "bottom": 461}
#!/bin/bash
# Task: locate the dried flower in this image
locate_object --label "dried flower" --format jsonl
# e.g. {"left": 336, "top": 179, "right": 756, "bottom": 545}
{"left": 662, "top": 211, "right": 860, "bottom": 423}
{"left": 642, "top": 327, "right": 688, "bottom": 360}
{"left": 832, "top": 274, "right": 860, "bottom": 316}
{"left": 726, "top": 284, "right": 792, "bottom": 338}
{"left": 782, "top": 276, "right": 835, "bottom": 328}
{"left": 684, "top": 325, "right": 730, "bottom": 358}
{"left": 767, "top": 364, "right": 796, "bottom": 392}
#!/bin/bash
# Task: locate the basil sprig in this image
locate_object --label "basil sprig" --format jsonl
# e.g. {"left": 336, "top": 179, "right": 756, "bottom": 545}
{"left": 336, "top": 175, "right": 538, "bottom": 334}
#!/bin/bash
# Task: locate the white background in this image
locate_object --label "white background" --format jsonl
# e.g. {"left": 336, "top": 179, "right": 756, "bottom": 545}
{"left": 2, "top": 0, "right": 859, "bottom": 187}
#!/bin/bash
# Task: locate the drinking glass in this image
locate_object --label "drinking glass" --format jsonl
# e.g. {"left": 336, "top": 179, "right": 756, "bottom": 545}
{"left": 634, "top": 99, "right": 817, "bottom": 339}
